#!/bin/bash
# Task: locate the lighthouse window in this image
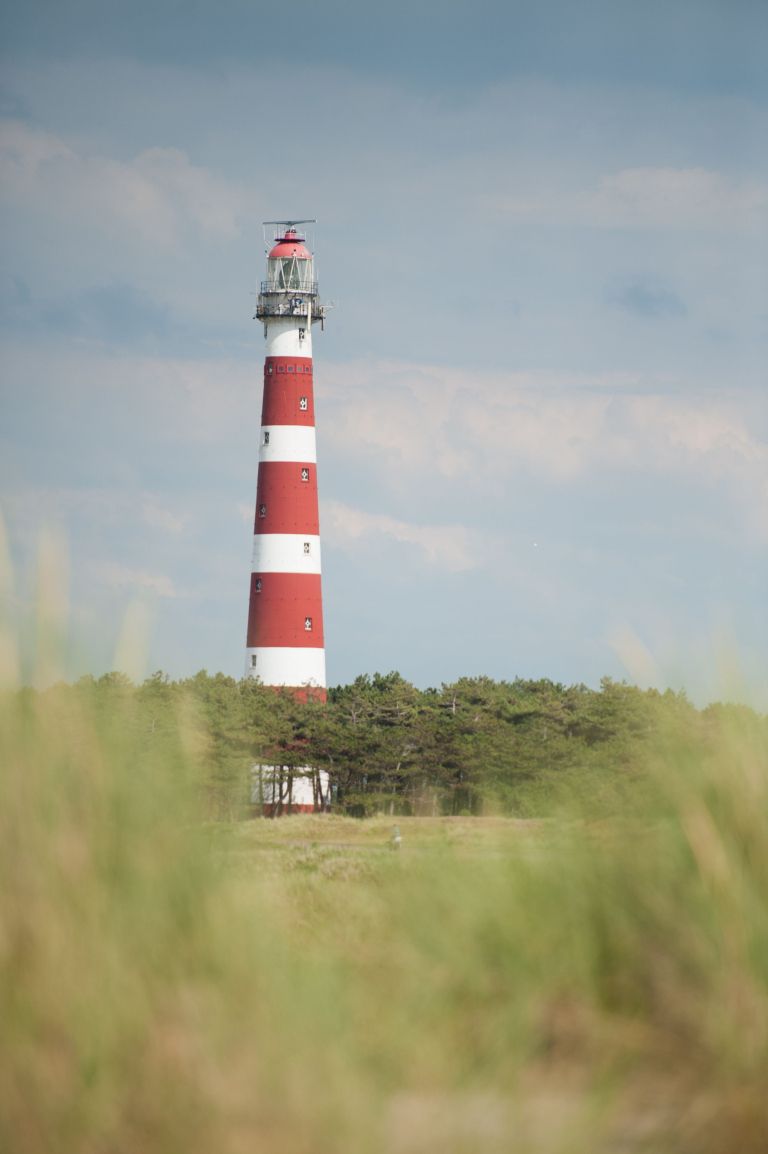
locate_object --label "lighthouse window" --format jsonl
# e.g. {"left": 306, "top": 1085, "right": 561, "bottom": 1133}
{"left": 263, "top": 431, "right": 270, "bottom": 445}
{"left": 267, "top": 256, "right": 311, "bottom": 292}
{"left": 299, "top": 396, "right": 308, "bottom": 411}
{"left": 282, "top": 258, "right": 303, "bottom": 290}
{"left": 304, "top": 617, "right": 313, "bottom": 632}
{"left": 255, "top": 578, "right": 262, "bottom": 593}
{"left": 303, "top": 542, "right": 311, "bottom": 554}
{"left": 301, "top": 468, "right": 310, "bottom": 482}
{"left": 259, "top": 504, "right": 267, "bottom": 518}
{"left": 287, "top": 364, "right": 295, "bottom": 372}
{"left": 250, "top": 655, "right": 257, "bottom": 668}
{"left": 267, "top": 364, "right": 273, "bottom": 375}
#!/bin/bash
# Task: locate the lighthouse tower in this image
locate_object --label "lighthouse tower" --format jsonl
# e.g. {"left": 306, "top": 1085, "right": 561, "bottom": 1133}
{"left": 245, "top": 221, "right": 327, "bottom": 702}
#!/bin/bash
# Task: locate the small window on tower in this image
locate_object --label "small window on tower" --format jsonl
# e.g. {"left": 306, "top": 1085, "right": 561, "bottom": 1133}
{"left": 287, "top": 365, "right": 295, "bottom": 373}
{"left": 277, "top": 365, "right": 286, "bottom": 374}
{"left": 250, "top": 654, "right": 257, "bottom": 668}
{"left": 255, "top": 578, "right": 262, "bottom": 593}
{"left": 304, "top": 616, "right": 313, "bottom": 632}
{"left": 267, "top": 364, "right": 273, "bottom": 375}
{"left": 259, "top": 504, "right": 267, "bottom": 518}
{"left": 300, "top": 467, "right": 310, "bottom": 482}
{"left": 299, "top": 396, "right": 308, "bottom": 411}
{"left": 298, "top": 327, "right": 306, "bottom": 341}
{"left": 263, "top": 431, "right": 270, "bottom": 445}
{"left": 303, "top": 542, "right": 311, "bottom": 554}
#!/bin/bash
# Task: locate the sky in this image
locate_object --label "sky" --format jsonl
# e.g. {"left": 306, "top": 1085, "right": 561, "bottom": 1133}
{"left": 1, "top": 0, "right": 767, "bottom": 703}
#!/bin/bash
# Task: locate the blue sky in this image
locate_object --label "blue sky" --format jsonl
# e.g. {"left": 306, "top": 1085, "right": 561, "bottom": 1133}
{"left": 1, "top": 0, "right": 766, "bottom": 703}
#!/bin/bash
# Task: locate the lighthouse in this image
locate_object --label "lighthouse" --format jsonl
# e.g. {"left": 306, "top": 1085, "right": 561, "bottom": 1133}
{"left": 245, "top": 221, "right": 329, "bottom": 814}
{"left": 245, "top": 221, "right": 327, "bottom": 702}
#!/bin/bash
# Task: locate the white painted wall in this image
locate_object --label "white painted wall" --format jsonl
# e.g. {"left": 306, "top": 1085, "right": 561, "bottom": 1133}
{"left": 251, "top": 533, "right": 322, "bottom": 574}
{"left": 259, "top": 425, "right": 317, "bottom": 463}
{"left": 265, "top": 317, "right": 313, "bottom": 358}
{"left": 245, "top": 645, "right": 326, "bottom": 687}
{"left": 251, "top": 766, "right": 330, "bottom": 808}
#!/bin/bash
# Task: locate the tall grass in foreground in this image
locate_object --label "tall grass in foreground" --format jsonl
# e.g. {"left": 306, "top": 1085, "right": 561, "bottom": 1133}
{"left": 1, "top": 683, "right": 767, "bottom": 1154}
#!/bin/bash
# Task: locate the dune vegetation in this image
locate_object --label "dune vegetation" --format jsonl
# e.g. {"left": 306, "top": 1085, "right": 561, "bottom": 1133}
{"left": 2, "top": 662, "right": 767, "bottom": 1154}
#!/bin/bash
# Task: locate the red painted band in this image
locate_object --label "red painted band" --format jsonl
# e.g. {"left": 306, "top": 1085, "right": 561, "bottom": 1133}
{"left": 254, "top": 462, "right": 319, "bottom": 534}
{"left": 263, "top": 358, "right": 315, "bottom": 426}
{"left": 264, "top": 686, "right": 327, "bottom": 704}
{"left": 247, "top": 572, "right": 325, "bottom": 647}
{"left": 293, "top": 687, "right": 327, "bottom": 704}
{"left": 265, "top": 356, "right": 313, "bottom": 372}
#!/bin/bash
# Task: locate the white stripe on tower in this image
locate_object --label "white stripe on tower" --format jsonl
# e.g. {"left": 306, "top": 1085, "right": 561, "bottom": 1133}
{"left": 245, "top": 224, "right": 327, "bottom": 700}
{"left": 259, "top": 425, "right": 317, "bottom": 463}
{"left": 252, "top": 535, "right": 322, "bottom": 574}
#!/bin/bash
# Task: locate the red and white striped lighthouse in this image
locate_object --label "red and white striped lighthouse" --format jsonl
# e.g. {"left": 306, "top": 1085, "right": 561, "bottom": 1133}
{"left": 245, "top": 221, "right": 327, "bottom": 700}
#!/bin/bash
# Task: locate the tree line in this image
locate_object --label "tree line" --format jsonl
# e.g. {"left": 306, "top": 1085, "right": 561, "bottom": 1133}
{"left": 19, "top": 670, "right": 766, "bottom": 820}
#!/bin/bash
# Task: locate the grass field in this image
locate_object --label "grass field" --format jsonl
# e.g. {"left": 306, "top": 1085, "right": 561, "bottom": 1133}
{"left": 2, "top": 681, "right": 767, "bottom": 1154}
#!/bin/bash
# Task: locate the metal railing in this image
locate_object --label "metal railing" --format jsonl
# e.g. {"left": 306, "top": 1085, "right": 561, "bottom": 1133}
{"left": 254, "top": 298, "right": 326, "bottom": 320}
{"left": 260, "top": 280, "right": 319, "bottom": 295}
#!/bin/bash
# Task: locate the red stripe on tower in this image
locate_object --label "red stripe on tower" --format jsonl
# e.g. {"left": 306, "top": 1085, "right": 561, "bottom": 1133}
{"left": 261, "top": 359, "right": 316, "bottom": 424}
{"left": 254, "top": 462, "right": 321, "bottom": 534}
{"left": 247, "top": 573, "right": 324, "bottom": 648}
{"left": 245, "top": 222, "right": 328, "bottom": 701}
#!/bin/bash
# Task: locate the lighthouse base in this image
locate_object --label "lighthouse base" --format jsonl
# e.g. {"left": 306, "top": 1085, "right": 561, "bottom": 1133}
{"left": 251, "top": 764, "right": 331, "bottom": 817}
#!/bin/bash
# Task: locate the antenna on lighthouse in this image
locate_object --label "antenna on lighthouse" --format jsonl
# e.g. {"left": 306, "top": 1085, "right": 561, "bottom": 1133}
{"left": 262, "top": 219, "right": 317, "bottom": 251}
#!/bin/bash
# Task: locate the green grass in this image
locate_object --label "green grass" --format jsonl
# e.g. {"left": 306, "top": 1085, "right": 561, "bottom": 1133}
{"left": 2, "top": 682, "right": 767, "bottom": 1154}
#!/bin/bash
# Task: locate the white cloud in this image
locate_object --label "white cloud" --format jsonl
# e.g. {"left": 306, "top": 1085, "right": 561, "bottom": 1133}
{"left": 5, "top": 345, "right": 765, "bottom": 546}
{"left": 140, "top": 497, "right": 189, "bottom": 536}
{"left": 322, "top": 499, "right": 481, "bottom": 572}
{"left": 0, "top": 119, "right": 72, "bottom": 173}
{"left": 0, "top": 120, "right": 246, "bottom": 246}
{"left": 1, "top": 343, "right": 256, "bottom": 445}
{"left": 488, "top": 166, "right": 768, "bottom": 232}
{"left": 592, "top": 167, "right": 768, "bottom": 230}
{"left": 318, "top": 360, "right": 768, "bottom": 529}
{"left": 2, "top": 484, "right": 195, "bottom": 539}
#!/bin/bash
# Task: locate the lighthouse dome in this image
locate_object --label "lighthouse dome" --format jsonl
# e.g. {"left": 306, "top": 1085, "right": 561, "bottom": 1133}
{"left": 268, "top": 228, "right": 312, "bottom": 261}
